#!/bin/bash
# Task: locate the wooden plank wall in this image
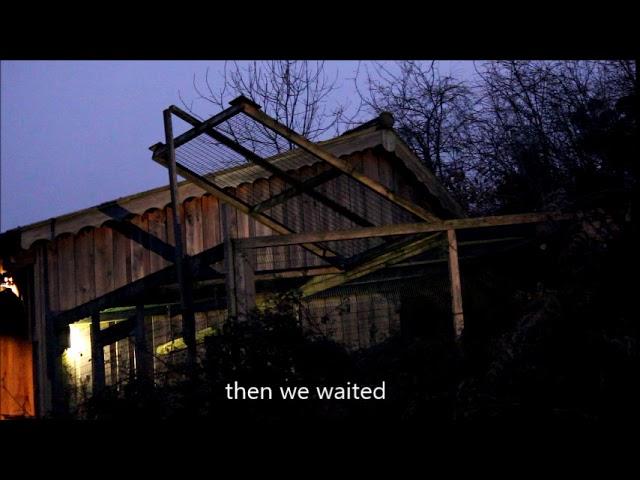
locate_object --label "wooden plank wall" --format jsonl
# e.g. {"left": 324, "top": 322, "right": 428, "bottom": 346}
{"left": 40, "top": 148, "right": 425, "bottom": 313}
{"left": 0, "top": 336, "right": 35, "bottom": 419}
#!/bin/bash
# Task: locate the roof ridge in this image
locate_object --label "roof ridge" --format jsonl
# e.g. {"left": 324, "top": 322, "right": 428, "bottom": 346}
{"left": 340, "top": 112, "right": 395, "bottom": 137}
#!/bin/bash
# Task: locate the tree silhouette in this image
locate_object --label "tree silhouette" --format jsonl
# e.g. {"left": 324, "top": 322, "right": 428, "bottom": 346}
{"left": 181, "top": 61, "right": 346, "bottom": 153}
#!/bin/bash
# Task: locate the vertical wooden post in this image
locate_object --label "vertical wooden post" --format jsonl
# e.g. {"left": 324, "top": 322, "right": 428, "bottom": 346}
{"left": 447, "top": 229, "right": 464, "bottom": 339}
{"left": 36, "top": 245, "right": 70, "bottom": 417}
{"left": 134, "top": 304, "right": 153, "bottom": 385}
{"left": 224, "top": 236, "right": 238, "bottom": 319}
{"left": 164, "top": 109, "right": 196, "bottom": 364}
{"left": 234, "top": 242, "right": 256, "bottom": 320}
{"left": 90, "top": 312, "right": 105, "bottom": 395}
{"left": 108, "top": 322, "right": 118, "bottom": 386}
{"left": 224, "top": 237, "right": 256, "bottom": 321}
{"left": 222, "top": 202, "right": 239, "bottom": 319}
{"left": 219, "top": 184, "right": 256, "bottom": 320}
{"left": 46, "top": 324, "right": 68, "bottom": 416}
{"left": 36, "top": 246, "right": 51, "bottom": 416}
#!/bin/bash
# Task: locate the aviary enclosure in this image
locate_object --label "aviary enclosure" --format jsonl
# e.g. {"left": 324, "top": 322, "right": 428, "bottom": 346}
{"left": 0, "top": 96, "right": 570, "bottom": 418}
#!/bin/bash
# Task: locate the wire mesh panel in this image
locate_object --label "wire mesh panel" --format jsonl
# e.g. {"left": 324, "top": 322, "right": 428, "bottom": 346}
{"left": 300, "top": 268, "right": 452, "bottom": 350}
{"left": 169, "top": 109, "right": 425, "bottom": 267}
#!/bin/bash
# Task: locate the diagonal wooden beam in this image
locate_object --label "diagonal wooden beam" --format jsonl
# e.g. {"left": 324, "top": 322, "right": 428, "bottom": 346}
{"left": 66, "top": 202, "right": 178, "bottom": 263}
{"left": 234, "top": 98, "right": 440, "bottom": 223}
{"left": 168, "top": 105, "right": 373, "bottom": 228}
{"left": 151, "top": 148, "right": 343, "bottom": 267}
{"left": 299, "top": 233, "right": 444, "bottom": 297}
{"left": 294, "top": 209, "right": 569, "bottom": 299}
{"left": 340, "top": 232, "right": 429, "bottom": 269}
{"left": 52, "top": 243, "right": 226, "bottom": 329}
{"left": 196, "top": 126, "right": 373, "bottom": 227}
{"left": 250, "top": 167, "right": 342, "bottom": 213}
{"left": 151, "top": 103, "right": 243, "bottom": 156}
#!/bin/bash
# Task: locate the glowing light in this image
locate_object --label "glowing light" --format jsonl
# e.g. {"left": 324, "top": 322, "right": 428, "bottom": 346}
{"left": 155, "top": 326, "right": 217, "bottom": 355}
{"left": 0, "top": 274, "right": 19, "bottom": 297}
{"left": 63, "top": 323, "right": 92, "bottom": 379}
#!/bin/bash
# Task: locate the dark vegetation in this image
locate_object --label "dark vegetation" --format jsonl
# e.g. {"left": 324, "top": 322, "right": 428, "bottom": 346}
{"left": 82, "top": 60, "right": 637, "bottom": 424}
{"left": 82, "top": 215, "right": 638, "bottom": 424}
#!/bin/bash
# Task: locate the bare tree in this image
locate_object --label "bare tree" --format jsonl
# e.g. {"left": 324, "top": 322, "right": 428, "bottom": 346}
{"left": 472, "top": 60, "right": 637, "bottom": 213}
{"left": 181, "top": 61, "right": 345, "bottom": 154}
{"left": 355, "top": 60, "right": 636, "bottom": 215}
{"left": 355, "top": 61, "right": 479, "bottom": 210}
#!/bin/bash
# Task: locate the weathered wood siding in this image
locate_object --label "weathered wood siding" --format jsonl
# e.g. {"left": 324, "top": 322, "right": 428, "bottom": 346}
{"left": 40, "top": 148, "right": 425, "bottom": 313}
{"left": 0, "top": 336, "right": 35, "bottom": 418}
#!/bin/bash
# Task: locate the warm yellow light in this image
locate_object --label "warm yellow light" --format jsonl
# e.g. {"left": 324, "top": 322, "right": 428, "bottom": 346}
{"left": 64, "top": 323, "right": 92, "bottom": 378}
{"left": 0, "top": 274, "right": 19, "bottom": 297}
{"left": 155, "top": 326, "right": 217, "bottom": 355}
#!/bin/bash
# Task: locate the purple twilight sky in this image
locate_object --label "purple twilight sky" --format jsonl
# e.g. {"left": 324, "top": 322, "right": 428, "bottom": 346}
{"left": 0, "top": 60, "right": 475, "bottom": 232}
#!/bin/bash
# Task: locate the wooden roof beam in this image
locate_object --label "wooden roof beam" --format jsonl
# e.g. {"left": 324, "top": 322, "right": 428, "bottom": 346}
{"left": 168, "top": 105, "right": 373, "bottom": 228}
{"left": 234, "top": 98, "right": 440, "bottom": 223}
{"left": 151, "top": 103, "right": 243, "bottom": 157}
{"left": 151, "top": 153, "right": 343, "bottom": 267}
{"left": 238, "top": 212, "right": 574, "bottom": 250}
{"left": 251, "top": 167, "right": 342, "bottom": 213}
{"left": 300, "top": 233, "right": 444, "bottom": 297}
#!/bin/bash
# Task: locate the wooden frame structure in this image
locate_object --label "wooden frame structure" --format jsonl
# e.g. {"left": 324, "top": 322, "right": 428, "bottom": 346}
{"left": 138, "top": 98, "right": 574, "bottom": 390}
{"left": 0, "top": 95, "right": 575, "bottom": 418}
{"left": 149, "top": 97, "right": 457, "bottom": 340}
{"left": 233, "top": 211, "right": 572, "bottom": 337}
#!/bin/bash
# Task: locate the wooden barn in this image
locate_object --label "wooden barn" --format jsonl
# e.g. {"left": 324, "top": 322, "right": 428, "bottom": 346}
{"left": 0, "top": 97, "right": 566, "bottom": 418}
